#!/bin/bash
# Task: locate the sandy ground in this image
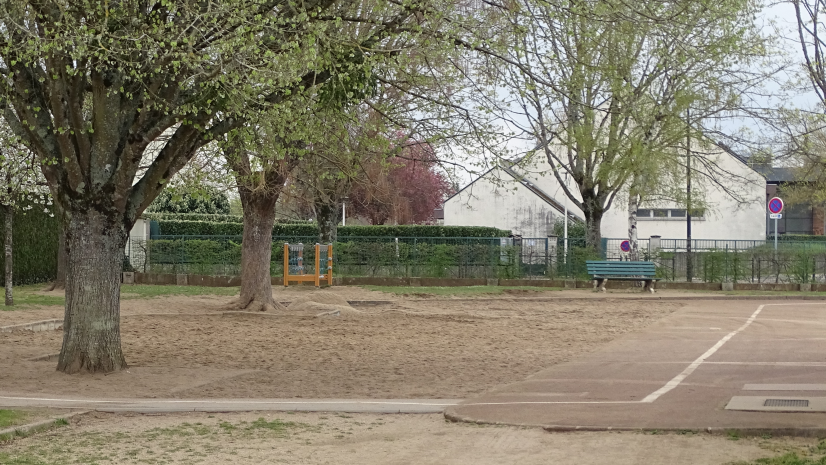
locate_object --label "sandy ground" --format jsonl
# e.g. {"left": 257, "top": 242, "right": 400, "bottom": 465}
{"left": 0, "top": 289, "right": 681, "bottom": 399}
{"left": 0, "top": 411, "right": 800, "bottom": 465}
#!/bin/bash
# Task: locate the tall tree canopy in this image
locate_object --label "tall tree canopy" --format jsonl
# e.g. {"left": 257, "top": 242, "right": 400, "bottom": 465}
{"left": 0, "top": 0, "right": 470, "bottom": 373}
{"left": 473, "top": 0, "right": 768, "bottom": 249}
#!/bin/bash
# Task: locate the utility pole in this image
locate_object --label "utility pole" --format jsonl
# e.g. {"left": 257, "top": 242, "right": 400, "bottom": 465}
{"left": 686, "top": 109, "right": 693, "bottom": 282}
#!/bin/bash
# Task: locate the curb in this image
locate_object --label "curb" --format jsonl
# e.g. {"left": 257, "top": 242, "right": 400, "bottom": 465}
{"left": 0, "top": 397, "right": 461, "bottom": 414}
{"left": 0, "top": 319, "right": 63, "bottom": 333}
{"left": 411, "top": 295, "right": 826, "bottom": 303}
{"left": 0, "top": 410, "right": 89, "bottom": 440}
{"left": 444, "top": 410, "right": 826, "bottom": 438}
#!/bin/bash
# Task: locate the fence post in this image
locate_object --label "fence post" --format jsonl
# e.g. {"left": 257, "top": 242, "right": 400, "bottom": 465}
{"left": 283, "top": 243, "right": 289, "bottom": 287}
{"left": 314, "top": 243, "right": 320, "bottom": 288}
{"left": 725, "top": 245, "right": 729, "bottom": 283}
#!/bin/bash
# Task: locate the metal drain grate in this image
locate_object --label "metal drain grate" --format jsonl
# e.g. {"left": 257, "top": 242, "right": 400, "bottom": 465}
{"left": 763, "top": 399, "right": 809, "bottom": 407}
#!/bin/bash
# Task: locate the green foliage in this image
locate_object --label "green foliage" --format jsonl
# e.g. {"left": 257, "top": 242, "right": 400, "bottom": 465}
{"left": 774, "top": 235, "right": 826, "bottom": 242}
{"left": 553, "top": 218, "right": 586, "bottom": 239}
{"left": 0, "top": 207, "right": 59, "bottom": 285}
{"left": 144, "top": 213, "right": 244, "bottom": 223}
{"left": 155, "top": 221, "right": 511, "bottom": 238}
{"left": 143, "top": 212, "right": 312, "bottom": 225}
{"left": 147, "top": 187, "right": 231, "bottom": 215}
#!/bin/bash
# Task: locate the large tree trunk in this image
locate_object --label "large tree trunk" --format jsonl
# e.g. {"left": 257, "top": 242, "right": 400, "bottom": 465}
{"left": 231, "top": 188, "right": 286, "bottom": 312}
{"left": 3, "top": 205, "right": 12, "bottom": 307}
{"left": 45, "top": 226, "right": 67, "bottom": 291}
{"left": 56, "top": 209, "right": 128, "bottom": 374}
{"left": 316, "top": 201, "right": 340, "bottom": 243}
{"left": 582, "top": 194, "right": 605, "bottom": 253}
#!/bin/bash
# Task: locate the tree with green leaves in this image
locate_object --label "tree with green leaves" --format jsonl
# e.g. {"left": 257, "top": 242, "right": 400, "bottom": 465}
{"left": 0, "top": 118, "right": 50, "bottom": 306}
{"left": 478, "top": 0, "right": 768, "bottom": 250}
{"left": 0, "top": 0, "right": 464, "bottom": 373}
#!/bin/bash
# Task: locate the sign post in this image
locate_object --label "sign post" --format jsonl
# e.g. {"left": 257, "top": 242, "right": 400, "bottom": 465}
{"left": 768, "top": 197, "right": 784, "bottom": 251}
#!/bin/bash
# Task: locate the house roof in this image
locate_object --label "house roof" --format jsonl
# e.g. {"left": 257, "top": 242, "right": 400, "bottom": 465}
{"left": 500, "top": 164, "right": 585, "bottom": 222}
{"left": 750, "top": 165, "right": 796, "bottom": 183}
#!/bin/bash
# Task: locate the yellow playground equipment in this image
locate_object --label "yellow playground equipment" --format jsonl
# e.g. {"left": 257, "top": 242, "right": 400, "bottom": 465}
{"left": 283, "top": 243, "right": 333, "bottom": 287}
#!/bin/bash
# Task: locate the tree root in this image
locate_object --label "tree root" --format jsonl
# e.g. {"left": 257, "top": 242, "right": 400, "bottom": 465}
{"left": 223, "top": 297, "right": 287, "bottom": 312}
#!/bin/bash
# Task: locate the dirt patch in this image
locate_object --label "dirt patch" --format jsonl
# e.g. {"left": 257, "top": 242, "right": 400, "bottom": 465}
{"left": 287, "top": 291, "right": 359, "bottom": 316}
{"left": 0, "top": 297, "right": 680, "bottom": 399}
{"left": 0, "top": 411, "right": 781, "bottom": 465}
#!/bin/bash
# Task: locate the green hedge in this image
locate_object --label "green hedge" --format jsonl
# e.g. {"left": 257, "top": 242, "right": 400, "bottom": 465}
{"left": 773, "top": 235, "right": 826, "bottom": 242}
{"left": 0, "top": 206, "right": 59, "bottom": 285}
{"left": 155, "top": 221, "right": 511, "bottom": 238}
{"left": 144, "top": 212, "right": 312, "bottom": 224}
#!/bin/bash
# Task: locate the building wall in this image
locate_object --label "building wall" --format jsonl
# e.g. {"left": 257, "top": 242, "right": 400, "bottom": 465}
{"left": 443, "top": 167, "right": 559, "bottom": 237}
{"left": 445, "top": 143, "right": 767, "bottom": 242}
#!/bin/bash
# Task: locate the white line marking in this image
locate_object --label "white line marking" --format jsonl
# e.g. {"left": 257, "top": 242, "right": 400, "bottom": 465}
{"left": 641, "top": 304, "right": 765, "bottom": 403}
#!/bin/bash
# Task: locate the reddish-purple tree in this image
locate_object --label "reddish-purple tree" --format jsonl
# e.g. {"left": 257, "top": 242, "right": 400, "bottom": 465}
{"left": 351, "top": 141, "right": 453, "bottom": 224}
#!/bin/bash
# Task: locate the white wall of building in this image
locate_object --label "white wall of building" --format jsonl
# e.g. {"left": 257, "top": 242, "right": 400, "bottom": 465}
{"left": 445, "top": 143, "right": 767, "bottom": 241}
{"left": 443, "top": 167, "right": 560, "bottom": 237}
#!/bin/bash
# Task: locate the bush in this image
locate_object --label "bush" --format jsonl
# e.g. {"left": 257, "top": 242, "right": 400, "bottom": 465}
{"left": 155, "top": 221, "right": 512, "bottom": 238}
{"left": 774, "top": 234, "right": 826, "bottom": 242}
{"left": 146, "top": 187, "right": 231, "bottom": 214}
{"left": 144, "top": 212, "right": 313, "bottom": 225}
{"left": 0, "top": 206, "right": 59, "bottom": 285}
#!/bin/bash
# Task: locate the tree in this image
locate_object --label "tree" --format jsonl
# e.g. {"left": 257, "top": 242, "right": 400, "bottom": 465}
{"left": 147, "top": 187, "right": 231, "bottom": 215}
{"left": 794, "top": 0, "right": 826, "bottom": 105}
{"left": 350, "top": 139, "right": 453, "bottom": 225}
{"left": 476, "top": 0, "right": 767, "bottom": 250}
{"left": 0, "top": 119, "right": 50, "bottom": 306}
{"left": 0, "top": 0, "right": 453, "bottom": 372}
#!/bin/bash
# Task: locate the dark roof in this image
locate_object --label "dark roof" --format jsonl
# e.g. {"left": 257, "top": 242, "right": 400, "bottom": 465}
{"left": 751, "top": 166, "right": 796, "bottom": 183}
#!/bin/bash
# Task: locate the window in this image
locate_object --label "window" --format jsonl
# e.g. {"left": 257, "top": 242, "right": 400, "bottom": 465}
{"left": 636, "top": 208, "right": 704, "bottom": 221}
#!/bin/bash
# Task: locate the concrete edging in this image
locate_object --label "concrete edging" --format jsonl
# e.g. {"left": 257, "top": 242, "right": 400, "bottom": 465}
{"left": 0, "top": 319, "right": 63, "bottom": 334}
{"left": 444, "top": 410, "right": 826, "bottom": 438}
{"left": 130, "top": 272, "right": 826, "bottom": 293}
{"left": 0, "top": 410, "right": 90, "bottom": 440}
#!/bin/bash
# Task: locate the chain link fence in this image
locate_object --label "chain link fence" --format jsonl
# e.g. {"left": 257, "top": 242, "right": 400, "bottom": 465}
{"left": 122, "top": 235, "right": 826, "bottom": 283}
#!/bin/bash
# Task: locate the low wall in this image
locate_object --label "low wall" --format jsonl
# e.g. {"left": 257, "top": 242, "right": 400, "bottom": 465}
{"left": 130, "top": 273, "right": 821, "bottom": 292}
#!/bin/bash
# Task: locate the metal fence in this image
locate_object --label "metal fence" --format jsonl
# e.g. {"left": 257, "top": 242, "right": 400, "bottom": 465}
{"left": 122, "top": 235, "right": 826, "bottom": 283}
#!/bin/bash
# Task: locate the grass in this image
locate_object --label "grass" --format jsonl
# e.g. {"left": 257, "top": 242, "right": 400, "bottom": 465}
{"left": 730, "top": 453, "right": 826, "bottom": 464}
{"left": 361, "top": 285, "right": 563, "bottom": 296}
{"left": 728, "top": 439, "right": 826, "bottom": 465}
{"left": 0, "top": 416, "right": 315, "bottom": 465}
{"left": 0, "top": 410, "right": 26, "bottom": 429}
{"left": 2, "top": 284, "right": 239, "bottom": 310}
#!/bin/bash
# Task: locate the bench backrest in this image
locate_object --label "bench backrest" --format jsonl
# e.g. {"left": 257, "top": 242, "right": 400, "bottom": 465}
{"left": 586, "top": 260, "right": 657, "bottom": 277}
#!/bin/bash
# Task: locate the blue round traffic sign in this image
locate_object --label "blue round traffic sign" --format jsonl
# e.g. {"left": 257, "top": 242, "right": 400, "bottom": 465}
{"left": 768, "top": 197, "right": 784, "bottom": 214}
{"left": 620, "top": 240, "right": 631, "bottom": 252}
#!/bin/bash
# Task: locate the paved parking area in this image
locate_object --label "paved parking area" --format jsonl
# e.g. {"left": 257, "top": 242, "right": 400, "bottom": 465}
{"left": 446, "top": 300, "right": 826, "bottom": 435}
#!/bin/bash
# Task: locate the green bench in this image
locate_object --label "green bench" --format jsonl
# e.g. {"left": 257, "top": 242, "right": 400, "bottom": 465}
{"left": 586, "top": 260, "right": 660, "bottom": 293}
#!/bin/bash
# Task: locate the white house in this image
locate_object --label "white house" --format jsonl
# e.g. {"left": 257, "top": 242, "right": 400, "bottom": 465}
{"left": 444, "top": 142, "right": 767, "bottom": 242}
